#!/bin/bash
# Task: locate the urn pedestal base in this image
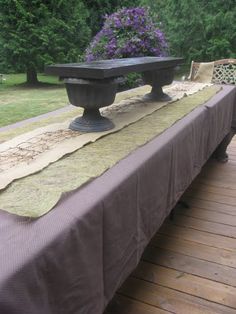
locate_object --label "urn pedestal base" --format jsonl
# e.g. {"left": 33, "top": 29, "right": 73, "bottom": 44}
{"left": 142, "top": 87, "right": 172, "bottom": 102}
{"left": 69, "top": 108, "right": 114, "bottom": 132}
{"left": 142, "top": 67, "right": 175, "bottom": 102}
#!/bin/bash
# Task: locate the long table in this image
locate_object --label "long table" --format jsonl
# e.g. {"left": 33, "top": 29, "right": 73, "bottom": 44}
{"left": 0, "top": 85, "right": 235, "bottom": 314}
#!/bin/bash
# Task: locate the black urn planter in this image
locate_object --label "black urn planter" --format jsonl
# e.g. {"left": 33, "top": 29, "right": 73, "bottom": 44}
{"left": 142, "top": 67, "right": 175, "bottom": 101}
{"left": 65, "top": 78, "right": 121, "bottom": 132}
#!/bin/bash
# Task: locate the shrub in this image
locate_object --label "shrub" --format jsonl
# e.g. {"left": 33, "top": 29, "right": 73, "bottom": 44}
{"left": 85, "top": 7, "right": 168, "bottom": 61}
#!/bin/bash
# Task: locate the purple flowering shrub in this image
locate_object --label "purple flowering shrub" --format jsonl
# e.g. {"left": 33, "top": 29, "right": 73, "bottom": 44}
{"left": 85, "top": 7, "right": 168, "bottom": 61}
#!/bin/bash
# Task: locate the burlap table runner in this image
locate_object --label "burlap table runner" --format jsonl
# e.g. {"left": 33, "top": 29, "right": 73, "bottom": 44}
{"left": 0, "top": 82, "right": 209, "bottom": 191}
{"left": 0, "top": 83, "right": 220, "bottom": 217}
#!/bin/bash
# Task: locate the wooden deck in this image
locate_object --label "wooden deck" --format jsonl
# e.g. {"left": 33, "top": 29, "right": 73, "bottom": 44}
{"left": 105, "top": 137, "right": 236, "bottom": 314}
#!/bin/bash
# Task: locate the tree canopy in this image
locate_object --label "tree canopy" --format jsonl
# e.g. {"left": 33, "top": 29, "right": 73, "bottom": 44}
{"left": 83, "top": 0, "right": 139, "bottom": 36}
{"left": 0, "top": 0, "right": 91, "bottom": 84}
{"left": 140, "top": 0, "right": 236, "bottom": 62}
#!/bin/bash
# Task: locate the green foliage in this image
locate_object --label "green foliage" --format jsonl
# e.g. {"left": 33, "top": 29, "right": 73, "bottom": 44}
{"left": 118, "top": 73, "right": 143, "bottom": 91}
{"left": 203, "top": 6, "right": 236, "bottom": 60}
{"left": 83, "top": 0, "right": 140, "bottom": 36}
{"left": 0, "top": 0, "right": 91, "bottom": 83}
{"left": 139, "top": 0, "right": 236, "bottom": 63}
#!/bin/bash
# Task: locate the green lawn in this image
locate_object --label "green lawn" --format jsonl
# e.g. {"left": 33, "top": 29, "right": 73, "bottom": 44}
{"left": 0, "top": 73, "right": 68, "bottom": 127}
{"left": 0, "top": 73, "right": 61, "bottom": 89}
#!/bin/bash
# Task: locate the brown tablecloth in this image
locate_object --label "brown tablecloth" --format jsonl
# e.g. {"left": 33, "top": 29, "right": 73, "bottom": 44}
{"left": 0, "top": 85, "right": 235, "bottom": 314}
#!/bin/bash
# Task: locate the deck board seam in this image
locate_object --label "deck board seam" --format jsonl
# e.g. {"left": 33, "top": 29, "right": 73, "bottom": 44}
{"left": 130, "top": 274, "right": 236, "bottom": 310}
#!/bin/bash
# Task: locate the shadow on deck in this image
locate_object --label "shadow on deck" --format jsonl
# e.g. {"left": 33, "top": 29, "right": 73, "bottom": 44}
{"left": 105, "top": 136, "right": 236, "bottom": 314}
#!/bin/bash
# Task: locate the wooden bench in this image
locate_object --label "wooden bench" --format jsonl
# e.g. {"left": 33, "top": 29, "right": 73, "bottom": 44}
{"left": 45, "top": 57, "right": 183, "bottom": 132}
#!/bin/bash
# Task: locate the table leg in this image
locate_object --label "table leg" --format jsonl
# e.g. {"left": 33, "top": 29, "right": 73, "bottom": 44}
{"left": 212, "top": 128, "right": 236, "bottom": 162}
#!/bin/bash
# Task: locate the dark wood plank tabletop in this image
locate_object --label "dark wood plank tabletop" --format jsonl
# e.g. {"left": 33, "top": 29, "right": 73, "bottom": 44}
{"left": 45, "top": 57, "right": 183, "bottom": 79}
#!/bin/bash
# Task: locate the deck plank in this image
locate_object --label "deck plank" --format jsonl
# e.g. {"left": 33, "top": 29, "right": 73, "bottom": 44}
{"left": 175, "top": 206, "right": 236, "bottom": 225}
{"left": 182, "top": 196, "right": 236, "bottom": 216}
{"left": 143, "top": 246, "right": 236, "bottom": 287}
{"left": 189, "top": 182, "right": 236, "bottom": 197}
{"left": 159, "top": 224, "right": 236, "bottom": 251}
{"left": 184, "top": 189, "right": 236, "bottom": 207}
{"left": 151, "top": 234, "right": 236, "bottom": 267}
{"left": 133, "top": 261, "right": 236, "bottom": 308}
{"left": 119, "top": 278, "right": 236, "bottom": 314}
{"left": 165, "top": 215, "right": 236, "bottom": 238}
{"left": 194, "top": 177, "right": 236, "bottom": 190}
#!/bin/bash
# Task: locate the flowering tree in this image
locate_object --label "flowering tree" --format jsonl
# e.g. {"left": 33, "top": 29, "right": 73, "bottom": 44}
{"left": 85, "top": 7, "right": 168, "bottom": 61}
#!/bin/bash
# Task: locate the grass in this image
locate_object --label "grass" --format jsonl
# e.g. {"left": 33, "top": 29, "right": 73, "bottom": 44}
{"left": 0, "top": 73, "right": 68, "bottom": 127}
{"left": 0, "top": 73, "right": 62, "bottom": 89}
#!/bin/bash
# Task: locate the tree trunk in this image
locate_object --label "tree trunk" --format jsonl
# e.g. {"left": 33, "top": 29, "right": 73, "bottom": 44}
{"left": 26, "top": 66, "right": 38, "bottom": 85}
